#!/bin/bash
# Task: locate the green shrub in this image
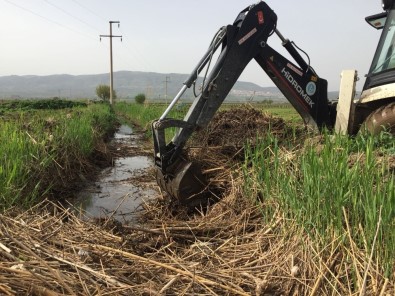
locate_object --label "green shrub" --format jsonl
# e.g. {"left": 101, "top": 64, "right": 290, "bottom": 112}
{"left": 134, "top": 93, "right": 146, "bottom": 104}
{"left": 96, "top": 84, "right": 116, "bottom": 102}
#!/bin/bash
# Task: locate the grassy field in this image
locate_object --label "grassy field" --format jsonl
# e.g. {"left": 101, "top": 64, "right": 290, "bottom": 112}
{"left": 259, "top": 103, "right": 301, "bottom": 122}
{"left": 0, "top": 100, "right": 116, "bottom": 209}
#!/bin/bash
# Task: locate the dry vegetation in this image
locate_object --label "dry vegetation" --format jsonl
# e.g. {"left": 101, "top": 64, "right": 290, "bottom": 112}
{"left": 0, "top": 105, "right": 394, "bottom": 295}
{"left": 0, "top": 188, "right": 392, "bottom": 295}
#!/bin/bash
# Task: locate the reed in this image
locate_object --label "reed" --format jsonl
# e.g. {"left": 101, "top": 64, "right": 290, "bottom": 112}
{"left": 0, "top": 103, "right": 115, "bottom": 208}
{"left": 243, "top": 130, "right": 395, "bottom": 275}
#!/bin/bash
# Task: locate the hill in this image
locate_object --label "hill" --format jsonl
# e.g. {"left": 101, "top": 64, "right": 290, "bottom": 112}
{"left": 0, "top": 71, "right": 286, "bottom": 102}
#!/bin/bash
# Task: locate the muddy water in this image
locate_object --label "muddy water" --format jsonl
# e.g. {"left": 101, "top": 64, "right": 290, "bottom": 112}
{"left": 73, "top": 124, "right": 157, "bottom": 223}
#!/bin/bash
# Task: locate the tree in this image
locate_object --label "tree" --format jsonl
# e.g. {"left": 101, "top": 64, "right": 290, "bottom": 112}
{"left": 135, "top": 93, "right": 146, "bottom": 104}
{"left": 96, "top": 84, "right": 116, "bottom": 102}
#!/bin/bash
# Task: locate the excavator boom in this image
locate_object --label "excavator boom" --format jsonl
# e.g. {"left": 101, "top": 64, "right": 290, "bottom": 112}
{"left": 152, "top": 1, "right": 334, "bottom": 206}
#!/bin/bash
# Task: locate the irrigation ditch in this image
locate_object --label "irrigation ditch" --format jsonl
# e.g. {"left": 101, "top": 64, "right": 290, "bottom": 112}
{"left": 71, "top": 123, "right": 158, "bottom": 223}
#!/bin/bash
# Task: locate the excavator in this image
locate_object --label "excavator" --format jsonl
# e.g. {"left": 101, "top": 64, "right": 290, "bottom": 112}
{"left": 152, "top": 0, "right": 395, "bottom": 207}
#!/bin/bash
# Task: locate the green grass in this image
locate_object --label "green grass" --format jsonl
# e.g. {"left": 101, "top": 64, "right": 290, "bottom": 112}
{"left": 260, "top": 103, "right": 301, "bottom": 122}
{"left": 243, "top": 130, "right": 395, "bottom": 275}
{"left": 0, "top": 102, "right": 116, "bottom": 209}
{"left": 115, "top": 102, "right": 187, "bottom": 140}
{"left": 0, "top": 98, "right": 87, "bottom": 112}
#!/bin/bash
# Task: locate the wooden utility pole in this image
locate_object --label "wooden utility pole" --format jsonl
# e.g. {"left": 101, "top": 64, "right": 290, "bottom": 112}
{"left": 163, "top": 76, "right": 170, "bottom": 104}
{"left": 100, "top": 21, "right": 122, "bottom": 105}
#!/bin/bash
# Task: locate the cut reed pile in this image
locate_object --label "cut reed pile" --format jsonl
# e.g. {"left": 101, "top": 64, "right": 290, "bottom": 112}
{"left": 189, "top": 106, "right": 295, "bottom": 153}
{"left": 0, "top": 190, "right": 392, "bottom": 295}
{"left": 186, "top": 106, "right": 304, "bottom": 197}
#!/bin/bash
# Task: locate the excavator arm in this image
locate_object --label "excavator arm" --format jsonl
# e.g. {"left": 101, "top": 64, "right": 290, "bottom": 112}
{"left": 152, "top": 1, "right": 334, "bottom": 206}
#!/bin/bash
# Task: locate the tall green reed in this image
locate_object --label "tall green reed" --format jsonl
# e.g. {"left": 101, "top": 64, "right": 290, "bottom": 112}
{"left": 244, "top": 130, "right": 395, "bottom": 274}
{"left": 0, "top": 103, "right": 115, "bottom": 209}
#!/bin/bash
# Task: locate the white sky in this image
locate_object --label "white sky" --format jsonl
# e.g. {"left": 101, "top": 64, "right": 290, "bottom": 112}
{"left": 0, "top": 0, "right": 383, "bottom": 91}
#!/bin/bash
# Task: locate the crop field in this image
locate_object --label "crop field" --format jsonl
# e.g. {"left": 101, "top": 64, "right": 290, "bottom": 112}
{"left": 0, "top": 99, "right": 394, "bottom": 295}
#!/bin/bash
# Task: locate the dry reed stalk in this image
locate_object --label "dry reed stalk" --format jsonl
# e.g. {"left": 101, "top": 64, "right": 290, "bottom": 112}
{"left": 379, "top": 278, "right": 389, "bottom": 296}
{"left": 309, "top": 249, "right": 341, "bottom": 296}
{"left": 94, "top": 245, "right": 250, "bottom": 296}
{"left": 41, "top": 251, "right": 131, "bottom": 288}
{"left": 0, "top": 179, "right": 393, "bottom": 296}
{"left": 30, "top": 285, "right": 61, "bottom": 296}
{"left": 158, "top": 273, "right": 180, "bottom": 294}
{"left": 343, "top": 206, "right": 363, "bottom": 289}
{"left": 103, "top": 193, "right": 129, "bottom": 227}
{"left": 360, "top": 206, "right": 382, "bottom": 296}
{"left": 1, "top": 226, "right": 75, "bottom": 295}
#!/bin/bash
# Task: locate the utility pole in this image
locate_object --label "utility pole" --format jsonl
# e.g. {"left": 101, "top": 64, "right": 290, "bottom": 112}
{"left": 100, "top": 21, "right": 122, "bottom": 105}
{"left": 146, "top": 85, "right": 152, "bottom": 103}
{"left": 163, "top": 76, "right": 170, "bottom": 104}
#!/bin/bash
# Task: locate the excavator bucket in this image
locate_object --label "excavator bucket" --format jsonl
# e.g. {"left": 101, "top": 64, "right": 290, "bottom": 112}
{"left": 155, "top": 159, "right": 209, "bottom": 209}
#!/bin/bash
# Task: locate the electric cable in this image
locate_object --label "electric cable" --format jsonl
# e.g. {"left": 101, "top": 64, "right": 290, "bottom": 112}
{"left": 43, "top": 0, "right": 102, "bottom": 33}
{"left": 71, "top": 0, "right": 107, "bottom": 22}
{"left": 4, "top": 0, "right": 97, "bottom": 41}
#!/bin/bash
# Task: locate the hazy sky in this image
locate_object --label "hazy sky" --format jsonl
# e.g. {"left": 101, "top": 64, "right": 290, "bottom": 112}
{"left": 0, "top": 0, "right": 383, "bottom": 91}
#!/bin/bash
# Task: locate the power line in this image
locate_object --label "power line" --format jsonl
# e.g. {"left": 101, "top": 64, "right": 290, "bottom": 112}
{"left": 71, "top": 0, "right": 107, "bottom": 22}
{"left": 4, "top": 0, "right": 97, "bottom": 41}
{"left": 43, "top": 0, "right": 102, "bottom": 33}
{"left": 4, "top": 0, "right": 163, "bottom": 80}
{"left": 117, "top": 26, "right": 156, "bottom": 71}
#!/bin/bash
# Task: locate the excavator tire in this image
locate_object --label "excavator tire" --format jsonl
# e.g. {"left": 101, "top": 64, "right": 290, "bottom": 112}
{"left": 363, "top": 102, "right": 395, "bottom": 136}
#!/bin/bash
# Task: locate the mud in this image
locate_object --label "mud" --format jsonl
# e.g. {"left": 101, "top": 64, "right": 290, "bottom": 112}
{"left": 72, "top": 124, "right": 159, "bottom": 223}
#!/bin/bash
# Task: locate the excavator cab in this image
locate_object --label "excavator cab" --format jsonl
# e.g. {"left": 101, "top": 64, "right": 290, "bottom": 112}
{"left": 364, "top": 3, "right": 395, "bottom": 89}
{"left": 355, "top": 0, "right": 395, "bottom": 134}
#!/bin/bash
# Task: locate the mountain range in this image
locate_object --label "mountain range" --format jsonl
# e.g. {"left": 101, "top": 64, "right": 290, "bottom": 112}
{"left": 0, "top": 71, "right": 339, "bottom": 102}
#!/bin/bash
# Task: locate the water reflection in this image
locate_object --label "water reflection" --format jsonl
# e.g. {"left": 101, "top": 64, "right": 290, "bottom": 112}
{"left": 73, "top": 125, "right": 155, "bottom": 223}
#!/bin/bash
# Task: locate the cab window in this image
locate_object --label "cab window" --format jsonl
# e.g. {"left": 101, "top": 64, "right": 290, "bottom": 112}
{"left": 370, "top": 9, "right": 395, "bottom": 73}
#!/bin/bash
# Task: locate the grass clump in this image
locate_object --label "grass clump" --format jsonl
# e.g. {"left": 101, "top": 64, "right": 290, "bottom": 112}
{"left": 0, "top": 103, "right": 116, "bottom": 209}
